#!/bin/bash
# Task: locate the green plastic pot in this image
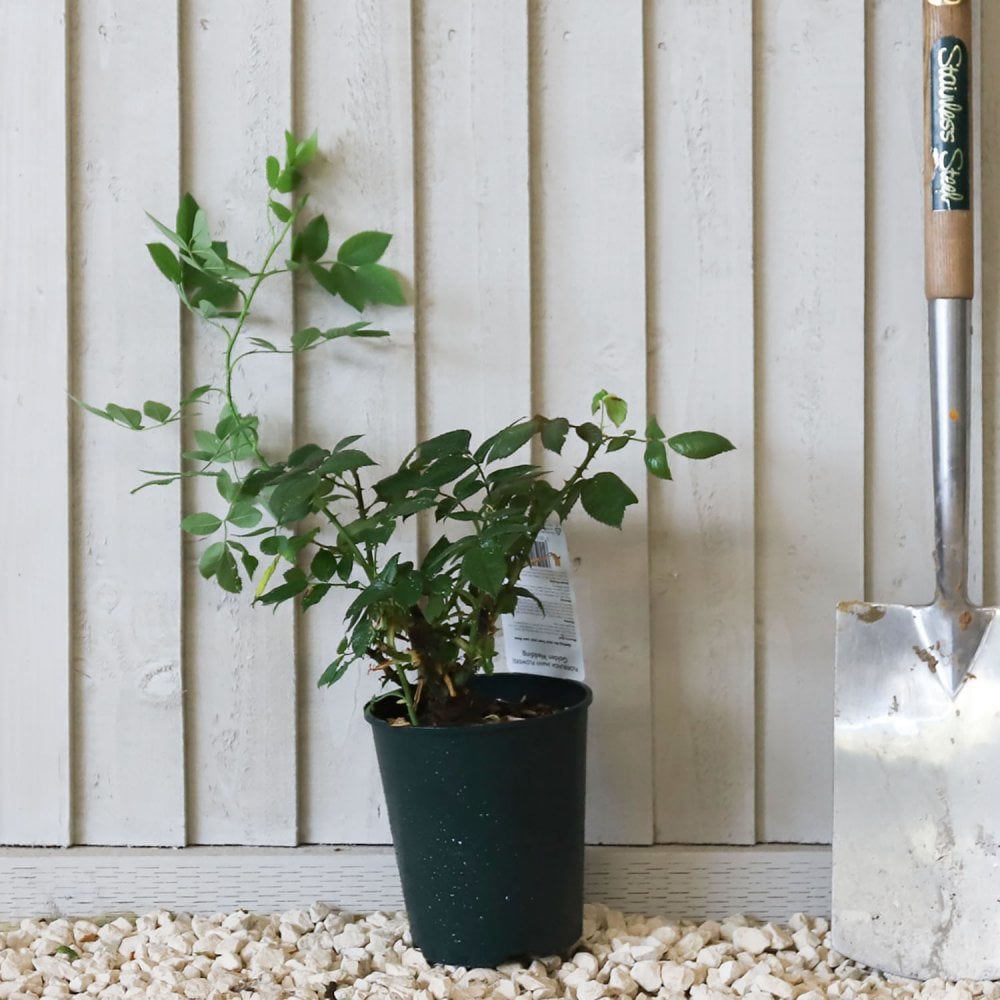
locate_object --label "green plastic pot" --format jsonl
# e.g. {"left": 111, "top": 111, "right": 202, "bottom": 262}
{"left": 365, "top": 672, "right": 592, "bottom": 967}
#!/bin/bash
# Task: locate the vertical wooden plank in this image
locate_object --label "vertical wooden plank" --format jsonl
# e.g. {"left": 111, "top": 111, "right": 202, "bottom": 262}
{"left": 531, "top": 0, "right": 652, "bottom": 845}
{"left": 0, "top": 1, "right": 71, "bottom": 846}
{"left": 865, "top": 6, "right": 936, "bottom": 609}
{"left": 293, "top": 0, "right": 416, "bottom": 844}
{"left": 647, "top": 0, "right": 756, "bottom": 844}
{"left": 181, "top": 0, "right": 297, "bottom": 845}
{"left": 414, "top": 0, "right": 531, "bottom": 443}
{"left": 70, "top": 1, "right": 185, "bottom": 845}
{"left": 755, "top": 0, "right": 866, "bottom": 842}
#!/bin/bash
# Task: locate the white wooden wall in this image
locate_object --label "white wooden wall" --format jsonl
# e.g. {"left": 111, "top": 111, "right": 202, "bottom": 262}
{"left": 3, "top": 0, "right": 999, "bottom": 853}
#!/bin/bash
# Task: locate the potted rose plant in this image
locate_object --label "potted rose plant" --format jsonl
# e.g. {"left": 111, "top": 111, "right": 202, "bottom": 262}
{"left": 82, "top": 131, "right": 734, "bottom": 966}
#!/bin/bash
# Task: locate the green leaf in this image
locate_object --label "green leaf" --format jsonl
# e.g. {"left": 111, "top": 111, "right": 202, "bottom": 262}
{"left": 147, "top": 242, "right": 182, "bottom": 283}
{"left": 419, "top": 454, "right": 475, "bottom": 489}
{"left": 335, "top": 434, "right": 366, "bottom": 451}
{"left": 318, "top": 654, "right": 351, "bottom": 688}
{"left": 269, "top": 198, "right": 292, "bottom": 223}
{"left": 301, "top": 583, "right": 331, "bottom": 610}
{"left": 255, "top": 556, "right": 280, "bottom": 597}
{"left": 266, "top": 155, "right": 281, "bottom": 189}
{"left": 291, "top": 214, "right": 329, "bottom": 262}
{"left": 453, "top": 471, "right": 485, "bottom": 501}
{"left": 216, "top": 547, "right": 242, "bottom": 593}
{"left": 417, "top": 429, "right": 472, "bottom": 462}
{"left": 646, "top": 414, "right": 666, "bottom": 440}
{"left": 462, "top": 546, "right": 508, "bottom": 596}
{"left": 71, "top": 397, "right": 112, "bottom": 422}
{"left": 374, "top": 467, "right": 425, "bottom": 503}
{"left": 307, "top": 261, "right": 339, "bottom": 298}
{"left": 274, "top": 169, "right": 297, "bottom": 195}
{"left": 143, "top": 400, "right": 172, "bottom": 423}
{"left": 667, "top": 430, "right": 735, "bottom": 460}
{"left": 199, "top": 541, "right": 227, "bottom": 579}
{"left": 603, "top": 394, "right": 628, "bottom": 428}
{"left": 176, "top": 194, "right": 200, "bottom": 242}
{"left": 288, "top": 443, "right": 329, "bottom": 468}
{"left": 228, "top": 540, "right": 259, "bottom": 579}
{"left": 181, "top": 512, "right": 223, "bottom": 536}
{"left": 194, "top": 429, "right": 221, "bottom": 455}
{"left": 54, "top": 946, "right": 79, "bottom": 961}
{"left": 643, "top": 438, "right": 672, "bottom": 480}
{"left": 324, "top": 324, "right": 390, "bottom": 340}
{"left": 541, "top": 417, "right": 570, "bottom": 455}
{"left": 387, "top": 494, "right": 439, "bottom": 518}
{"left": 338, "top": 230, "right": 392, "bottom": 266}
{"left": 216, "top": 470, "right": 237, "bottom": 502}
{"left": 227, "top": 501, "right": 263, "bottom": 530}
{"left": 105, "top": 403, "right": 143, "bottom": 429}
{"left": 249, "top": 337, "right": 279, "bottom": 351}
{"left": 355, "top": 263, "right": 406, "bottom": 306}
{"left": 270, "top": 474, "right": 319, "bottom": 524}
{"left": 311, "top": 549, "right": 339, "bottom": 582}
{"left": 591, "top": 389, "right": 609, "bottom": 415}
{"left": 260, "top": 535, "right": 286, "bottom": 556}
{"left": 256, "top": 567, "right": 308, "bottom": 605}
{"left": 477, "top": 417, "right": 541, "bottom": 463}
{"left": 336, "top": 554, "right": 355, "bottom": 582}
{"left": 146, "top": 215, "right": 186, "bottom": 253}
{"left": 580, "top": 472, "right": 638, "bottom": 528}
{"left": 330, "top": 263, "right": 367, "bottom": 312}
{"left": 319, "top": 449, "right": 378, "bottom": 476}
{"left": 295, "top": 130, "right": 319, "bottom": 166}
{"left": 291, "top": 326, "right": 323, "bottom": 352}
{"left": 181, "top": 384, "right": 214, "bottom": 406}
{"left": 606, "top": 436, "right": 631, "bottom": 453}
{"left": 190, "top": 208, "right": 211, "bottom": 251}
{"left": 575, "top": 421, "right": 602, "bottom": 446}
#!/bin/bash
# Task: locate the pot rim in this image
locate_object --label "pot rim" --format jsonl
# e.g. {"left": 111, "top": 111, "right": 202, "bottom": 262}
{"left": 363, "top": 672, "right": 593, "bottom": 733}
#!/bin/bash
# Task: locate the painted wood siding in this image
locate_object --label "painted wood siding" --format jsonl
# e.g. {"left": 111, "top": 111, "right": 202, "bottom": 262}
{"left": 2, "top": 0, "right": 993, "bottom": 848}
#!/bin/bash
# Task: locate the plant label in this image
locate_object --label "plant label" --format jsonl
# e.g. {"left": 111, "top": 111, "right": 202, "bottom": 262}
{"left": 497, "top": 523, "right": 585, "bottom": 681}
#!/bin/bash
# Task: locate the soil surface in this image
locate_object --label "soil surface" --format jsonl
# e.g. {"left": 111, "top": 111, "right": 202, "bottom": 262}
{"left": 376, "top": 687, "right": 561, "bottom": 728}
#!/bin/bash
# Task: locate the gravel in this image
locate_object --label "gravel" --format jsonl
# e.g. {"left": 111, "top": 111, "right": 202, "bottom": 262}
{"left": 1, "top": 903, "right": 996, "bottom": 999}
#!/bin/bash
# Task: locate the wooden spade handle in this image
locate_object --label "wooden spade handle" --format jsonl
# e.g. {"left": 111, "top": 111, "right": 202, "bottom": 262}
{"left": 925, "top": 0, "right": 974, "bottom": 300}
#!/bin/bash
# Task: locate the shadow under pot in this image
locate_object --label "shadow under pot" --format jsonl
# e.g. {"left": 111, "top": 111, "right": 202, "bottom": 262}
{"left": 365, "top": 671, "right": 593, "bottom": 968}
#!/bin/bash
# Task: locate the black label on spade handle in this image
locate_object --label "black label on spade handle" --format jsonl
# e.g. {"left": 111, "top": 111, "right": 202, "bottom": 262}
{"left": 930, "top": 36, "right": 971, "bottom": 211}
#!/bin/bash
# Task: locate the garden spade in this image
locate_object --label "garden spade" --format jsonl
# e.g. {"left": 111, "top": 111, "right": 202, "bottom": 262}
{"left": 831, "top": 0, "right": 1000, "bottom": 980}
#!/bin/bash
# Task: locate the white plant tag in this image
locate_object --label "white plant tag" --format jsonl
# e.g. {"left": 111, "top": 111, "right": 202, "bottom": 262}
{"left": 497, "top": 522, "right": 585, "bottom": 681}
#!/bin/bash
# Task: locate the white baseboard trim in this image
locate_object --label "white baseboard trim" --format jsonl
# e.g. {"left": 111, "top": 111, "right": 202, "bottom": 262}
{"left": 0, "top": 845, "right": 831, "bottom": 923}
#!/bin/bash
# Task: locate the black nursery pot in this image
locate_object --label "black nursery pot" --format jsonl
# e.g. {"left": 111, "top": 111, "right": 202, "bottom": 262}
{"left": 364, "top": 672, "right": 593, "bottom": 968}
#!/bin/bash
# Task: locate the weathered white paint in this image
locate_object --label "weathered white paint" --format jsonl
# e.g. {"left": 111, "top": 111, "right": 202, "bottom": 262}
{"left": 647, "top": 0, "right": 756, "bottom": 845}
{"left": 2, "top": 0, "right": 992, "bottom": 864}
{"left": 181, "top": 0, "right": 298, "bottom": 845}
{"left": 294, "top": 0, "right": 416, "bottom": 844}
{"left": 865, "top": 2, "right": 934, "bottom": 611}
{"left": 0, "top": 845, "right": 832, "bottom": 923}
{"left": 530, "top": 0, "right": 654, "bottom": 845}
{"left": 973, "top": 4, "right": 1000, "bottom": 606}
{"left": 0, "top": 0, "right": 71, "bottom": 847}
{"left": 755, "top": 0, "right": 867, "bottom": 843}
{"left": 70, "top": 0, "right": 186, "bottom": 846}
{"left": 413, "top": 0, "right": 531, "bottom": 446}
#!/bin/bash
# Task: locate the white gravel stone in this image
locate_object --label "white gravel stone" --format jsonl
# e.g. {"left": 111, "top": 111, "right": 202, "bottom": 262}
{"left": 732, "top": 927, "right": 773, "bottom": 956}
{"left": 576, "top": 980, "right": 608, "bottom": 1000}
{"left": 0, "top": 906, "right": 986, "bottom": 1000}
{"left": 630, "top": 960, "right": 662, "bottom": 993}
